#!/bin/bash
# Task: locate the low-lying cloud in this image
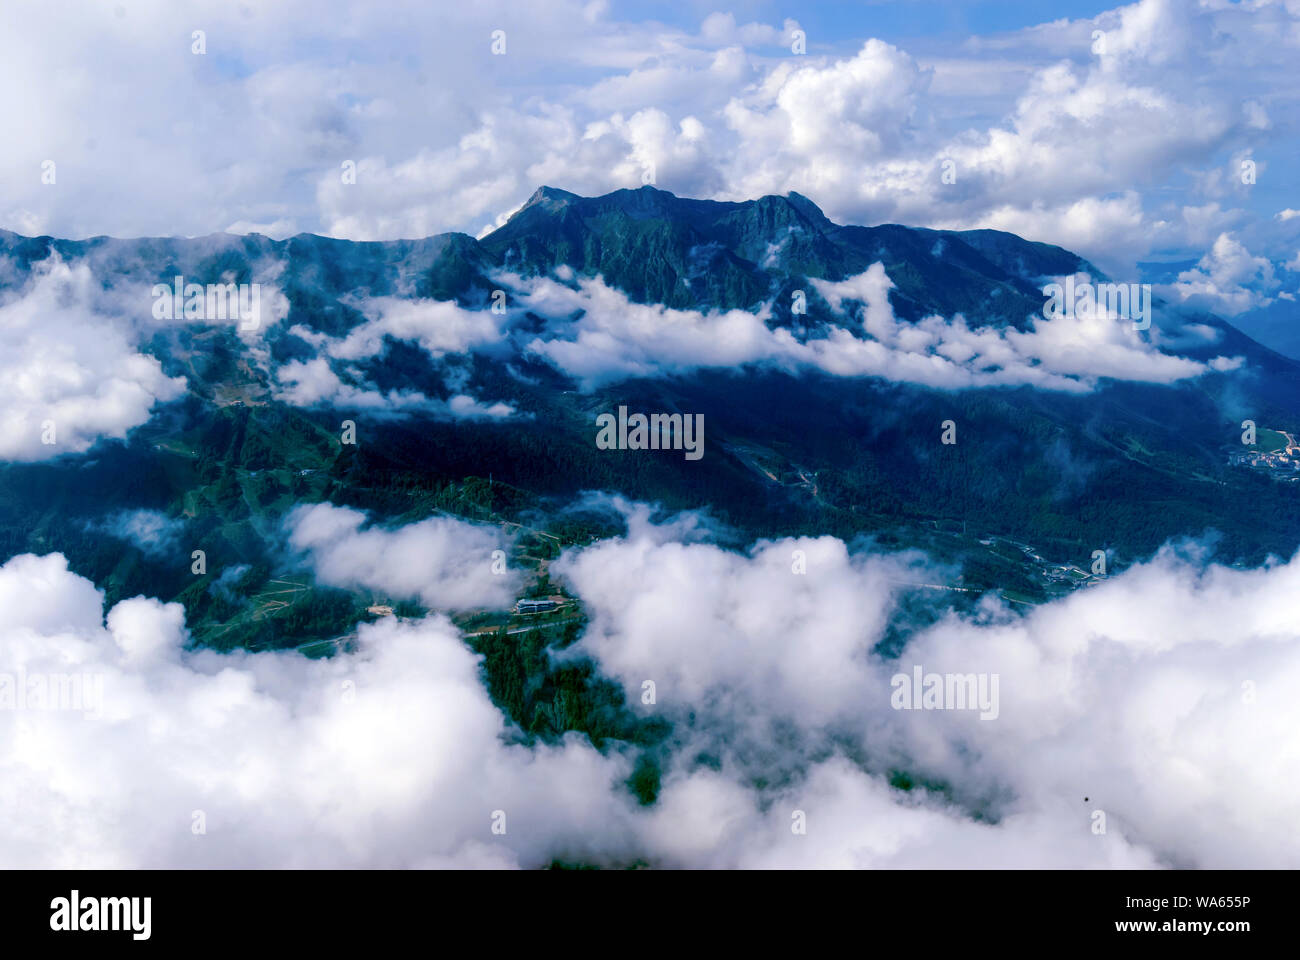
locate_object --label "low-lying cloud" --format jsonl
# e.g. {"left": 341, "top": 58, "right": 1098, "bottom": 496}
{"left": 0, "top": 258, "right": 186, "bottom": 461}
{"left": 3, "top": 503, "right": 1297, "bottom": 867}
{"left": 555, "top": 511, "right": 1300, "bottom": 869}
{"left": 95, "top": 509, "right": 186, "bottom": 559}
{"left": 517, "top": 264, "right": 1234, "bottom": 392}
{"left": 285, "top": 502, "right": 520, "bottom": 611}
{"left": 0, "top": 552, "right": 636, "bottom": 868}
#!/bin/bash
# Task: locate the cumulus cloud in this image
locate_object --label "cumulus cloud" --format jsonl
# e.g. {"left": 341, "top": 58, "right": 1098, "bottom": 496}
{"left": 0, "top": 257, "right": 186, "bottom": 462}
{"left": 5, "top": 504, "right": 1300, "bottom": 868}
{"left": 555, "top": 529, "right": 908, "bottom": 718}
{"left": 553, "top": 510, "right": 1300, "bottom": 869}
{"left": 285, "top": 502, "right": 521, "bottom": 611}
{"left": 0, "top": 248, "right": 307, "bottom": 462}
{"left": 884, "top": 543, "right": 1300, "bottom": 869}
{"left": 0, "top": 543, "right": 1153, "bottom": 869}
{"left": 4, "top": 0, "right": 1299, "bottom": 869}
{"left": 517, "top": 271, "right": 784, "bottom": 388}
{"left": 515, "top": 263, "right": 1227, "bottom": 392}
{"left": 1164, "top": 233, "right": 1281, "bottom": 316}
{"left": 952, "top": 193, "right": 1149, "bottom": 269}
{"left": 720, "top": 38, "right": 927, "bottom": 189}
{"left": 447, "top": 394, "right": 517, "bottom": 419}
{"left": 275, "top": 357, "right": 423, "bottom": 409}
{"left": 307, "top": 0, "right": 1300, "bottom": 273}
{"left": 0, "top": 552, "right": 638, "bottom": 868}
{"left": 639, "top": 757, "right": 1158, "bottom": 869}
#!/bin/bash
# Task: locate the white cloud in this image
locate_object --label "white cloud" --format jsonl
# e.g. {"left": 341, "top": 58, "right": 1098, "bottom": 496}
{"left": 553, "top": 510, "right": 1300, "bottom": 868}
{"left": 721, "top": 38, "right": 926, "bottom": 176}
{"left": 945, "top": 193, "right": 1148, "bottom": 268}
{"left": 0, "top": 541, "right": 1165, "bottom": 870}
{"left": 285, "top": 502, "right": 521, "bottom": 611}
{"left": 328, "top": 296, "right": 504, "bottom": 361}
{"left": 225, "top": 218, "right": 300, "bottom": 240}
{"left": 0, "top": 257, "right": 186, "bottom": 462}
{"left": 516, "top": 264, "right": 1226, "bottom": 392}
{"left": 0, "top": 552, "right": 638, "bottom": 868}
{"left": 272, "top": 296, "right": 516, "bottom": 417}
{"left": 1165, "top": 232, "right": 1279, "bottom": 315}
{"left": 273, "top": 356, "right": 516, "bottom": 419}
{"left": 641, "top": 757, "right": 1158, "bottom": 869}
{"left": 447, "top": 394, "right": 516, "bottom": 419}
{"left": 517, "top": 271, "right": 784, "bottom": 388}
{"left": 0, "top": 546, "right": 1152, "bottom": 869}
{"left": 97, "top": 509, "right": 185, "bottom": 558}
{"left": 6, "top": 504, "right": 1300, "bottom": 868}
{"left": 698, "top": 13, "right": 799, "bottom": 49}
{"left": 881, "top": 544, "right": 1300, "bottom": 869}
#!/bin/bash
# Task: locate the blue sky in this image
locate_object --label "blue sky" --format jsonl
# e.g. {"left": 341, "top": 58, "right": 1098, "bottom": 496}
{"left": 610, "top": 0, "right": 1120, "bottom": 42}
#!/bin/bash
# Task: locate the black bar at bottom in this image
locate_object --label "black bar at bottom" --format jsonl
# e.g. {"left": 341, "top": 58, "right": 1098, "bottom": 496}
{"left": 0, "top": 868, "right": 1283, "bottom": 948}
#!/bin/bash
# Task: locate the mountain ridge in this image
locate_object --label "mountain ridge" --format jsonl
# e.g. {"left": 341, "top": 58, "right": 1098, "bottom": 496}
{"left": 4, "top": 184, "right": 1300, "bottom": 662}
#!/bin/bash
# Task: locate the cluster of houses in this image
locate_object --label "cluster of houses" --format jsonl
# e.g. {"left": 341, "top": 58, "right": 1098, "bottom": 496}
{"left": 983, "top": 538, "right": 1104, "bottom": 592}
{"left": 1231, "top": 449, "right": 1300, "bottom": 473}
{"left": 1042, "top": 563, "right": 1097, "bottom": 586}
{"left": 1230, "top": 431, "right": 1300, "bottom": 480}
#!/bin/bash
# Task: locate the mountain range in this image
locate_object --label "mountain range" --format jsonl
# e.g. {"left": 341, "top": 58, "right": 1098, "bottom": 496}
{"left": 3, "top": 184, "right": 1299, "bottom": 667}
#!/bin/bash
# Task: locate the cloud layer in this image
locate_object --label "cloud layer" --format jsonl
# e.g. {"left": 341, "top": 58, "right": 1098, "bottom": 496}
{"left": 517, "top": 264, "right": 1232, "bottom": 392}
{"left": 0, "top": 552, "right": 634, "bottom": 868}
{"left": 0, "top": 247, "right": 1241, "bottom": 465}
{"left": 554, "top": 511, "right": 1300, "bottom": 869}
{"left": 285, "top": 502, "right": 520, "bottom": 610}
{"left": 3, "top": 505, "right": 1298, "bottom": 868}
{"left": 0, "top": 258, "right": 186, "bottom": 461}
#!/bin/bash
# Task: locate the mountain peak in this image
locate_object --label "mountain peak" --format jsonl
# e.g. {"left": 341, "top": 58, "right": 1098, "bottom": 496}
{"left": 783, "top": 190, "right": 831, "bottom": 227}
{"left": 505, "top": 184, "right": 827, "bottom": 232}
{"left": 520, "top": 185, "right": 581, "bottom": 213}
